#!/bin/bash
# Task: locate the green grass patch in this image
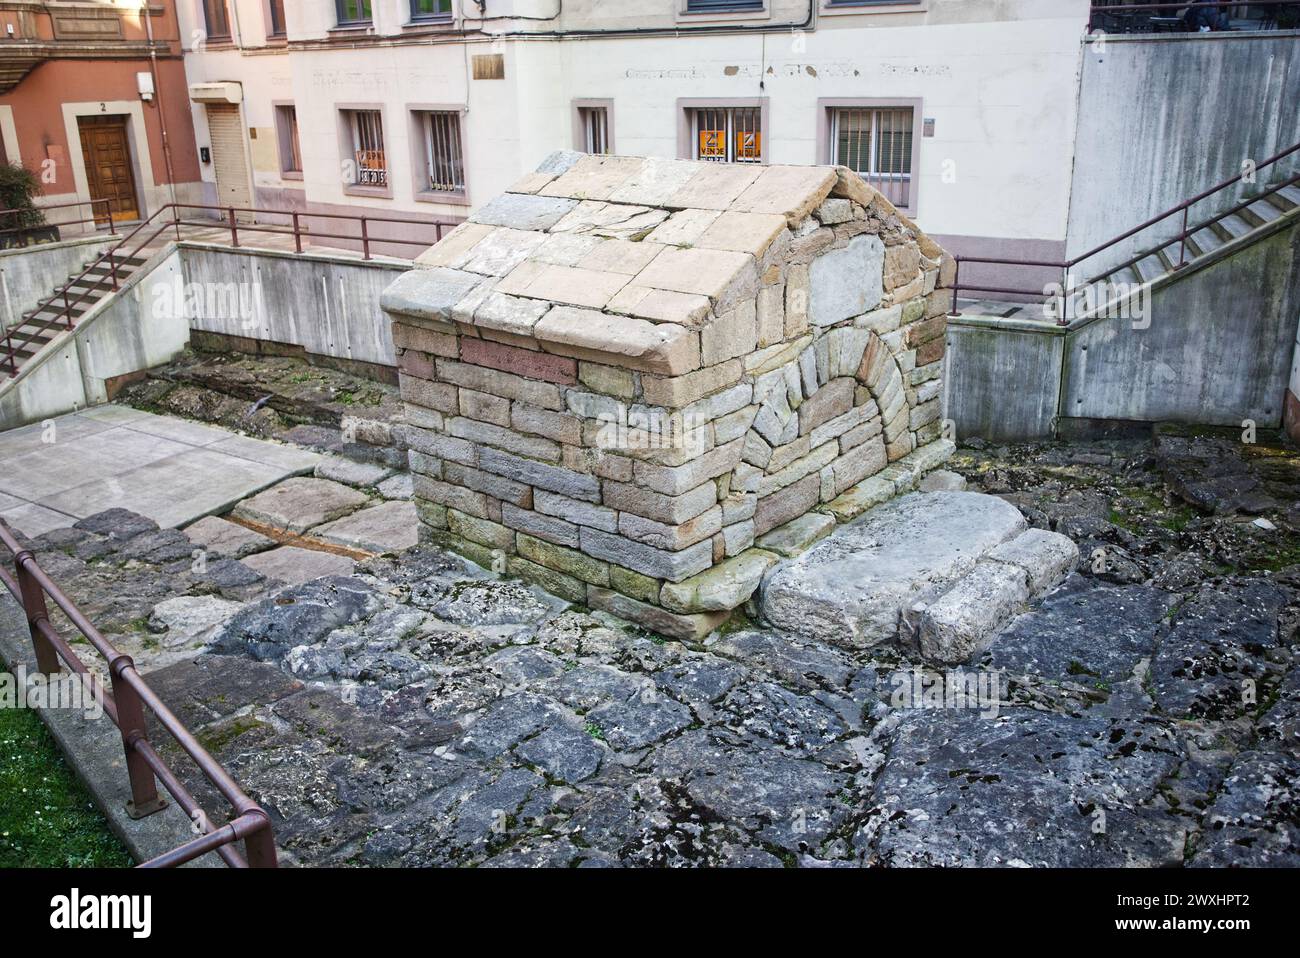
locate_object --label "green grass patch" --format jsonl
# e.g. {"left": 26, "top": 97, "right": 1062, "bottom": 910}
{"left": 0, "top": 706, "right": 131, "bottom": 868}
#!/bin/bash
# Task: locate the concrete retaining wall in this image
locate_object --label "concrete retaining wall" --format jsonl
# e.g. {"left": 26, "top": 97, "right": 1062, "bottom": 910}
{"left": 0, "top": 249, "right": 187, "bottom": 429}
{"left": 180, "top": 245, "right": 407, "bottom": 368}
{"left": 0, "top": 235, "right": 115, "bottom": 331}
{"left": 0, "top": 244, "right": 410, "bottom": 430}
{"left": 946, "top": 217, "right": 1300, "bottom": 440}
{"left": 1068, "top": 32, "right": 1300, "bottom": 276}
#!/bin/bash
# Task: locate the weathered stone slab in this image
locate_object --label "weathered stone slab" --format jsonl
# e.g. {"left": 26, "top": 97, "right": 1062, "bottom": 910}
{"left": 240, "top": 546, "right": 357, "bottom": 586}
{"left": 183, "top": 515, "right": 274, "bottom": 559}
{"left": 231, "top": 477, "right": 370, "bottom": 534}
{"left": 470, "top": 192, "right": 579, "bottom": 230}
{"left": 761, "top": 491, "right": 1026, "bottom": 647}
{"left": 808, "top": 234, "right": 884, "bottom": 327}
{"left": 985, "top": 527, "right": 1078, "bottom": 595}
{"left": 382, "top": 267, "right": 484, "bottom": 325}
{"left": 315, "top": 456, "right": 393, "bottom": 488}
{"left": 909, "top": 560, "right": 1032, "bottom": 664}
{"left": 659, "top": 549, "right": 778, "bottom": 613}
{"left": 313, "top": 500, "right": 420, "bottom": 554}
{"left": 754, "top": 513, "right": 834, "bottom": 558}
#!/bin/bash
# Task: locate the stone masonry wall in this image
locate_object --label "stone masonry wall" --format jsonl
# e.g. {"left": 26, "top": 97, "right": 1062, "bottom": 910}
{"left": 381, "top": 154, "right": 955, "bottom": 640}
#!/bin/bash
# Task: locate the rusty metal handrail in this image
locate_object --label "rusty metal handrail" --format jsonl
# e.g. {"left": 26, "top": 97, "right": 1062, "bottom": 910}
{"left": 1, "top": 201, "right": 455, "bottom": 378}
{"left": 1090, "top": 0, "right": 1300, "bottom": 30}
{"left": 0, "top": 198, "right": 117, "bottom": 238}
{"left": 949, "top": 140, "right": 1300, "bottom": 323}
{"left": 0, "top": 520, "right": 277, "bottom": 868}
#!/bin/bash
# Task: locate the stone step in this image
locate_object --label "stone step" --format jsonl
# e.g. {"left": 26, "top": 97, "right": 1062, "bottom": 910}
{"left": 760, "top": 491, "right": 1077, "bottom": 656}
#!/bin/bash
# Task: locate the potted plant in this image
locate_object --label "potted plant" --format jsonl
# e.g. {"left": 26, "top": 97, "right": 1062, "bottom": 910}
{"left": 0, "top": 163, "right": 57, "bottom": 249}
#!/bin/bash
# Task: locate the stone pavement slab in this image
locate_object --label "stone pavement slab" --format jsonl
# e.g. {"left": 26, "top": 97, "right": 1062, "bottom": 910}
{"left": 312, "top": 500, "right": 419, "bottom": 554}
{"left": 38, "top": 447, "right": 296, "bottom": 530}
{"left": 183, "top": 515, "right": 276, "bottom": 559}
{"left": 0, "top": 405, "right": 323, "bottom": 535}
{"left": 240, "top": 545, "right": 357, "bottom": 586}
{"left": 232, "top": 477, "right": 370, "bottom": 533}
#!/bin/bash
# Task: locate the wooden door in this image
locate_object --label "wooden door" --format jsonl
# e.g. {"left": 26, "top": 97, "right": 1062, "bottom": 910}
{"left": 205, "top": 103, "right": 254, "bottom": 223}
{"left": 78, "top": 116, "right": 139, "bottom": 224}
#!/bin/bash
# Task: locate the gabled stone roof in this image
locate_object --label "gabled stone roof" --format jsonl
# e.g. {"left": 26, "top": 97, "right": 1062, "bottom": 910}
{"left": 386, "top": 151, "right": 937, "bottom": 378}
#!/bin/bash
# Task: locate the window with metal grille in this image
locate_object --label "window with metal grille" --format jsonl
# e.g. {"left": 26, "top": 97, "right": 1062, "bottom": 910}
{"left": 345, "top": 110, "right": 386, "bottom": 187}
{"left": 410, "top": 0, "right": 452, "bottom": 19}
{"left": 267, "top": 0, "right": 287, "bottom": 37}
{"left": 579, "top": 107, "right": 610, "bottom": 155}
{"left": 276, "top": 105, "right": 301, "bottom": 174}
{"left": 203, "top": 0, "right": 231, "bottom": 40}
{"left": 336, "top": 0, "right": 373, "bottom": 26}
{"left": 689, "top": 107, "right": 762, "bottom": 164}
{"left": 419, "top": 111, "right": 465, "bottom": 194}
{"left": 830, "top": 106, "right": 914, "bottom": 208}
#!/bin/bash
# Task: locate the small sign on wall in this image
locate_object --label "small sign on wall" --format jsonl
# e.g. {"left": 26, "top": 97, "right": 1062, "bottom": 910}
{"left": 472, "top": 54, "right": 505, "bottom": 80}
{"left": 923, "top": 118, "right": 936, "bottom": 137}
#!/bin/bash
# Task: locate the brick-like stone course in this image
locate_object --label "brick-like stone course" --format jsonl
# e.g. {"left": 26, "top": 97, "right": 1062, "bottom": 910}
{"left": 382, "top": 152, "right": 953, "bottom": 637}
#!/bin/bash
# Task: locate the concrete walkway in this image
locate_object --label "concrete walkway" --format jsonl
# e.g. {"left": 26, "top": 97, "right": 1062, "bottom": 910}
{"left": 0, "top": 404, "right": 321, "bottom": 536}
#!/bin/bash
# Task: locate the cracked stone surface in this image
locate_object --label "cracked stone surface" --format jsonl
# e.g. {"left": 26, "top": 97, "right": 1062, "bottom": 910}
{"left": 4, "top": 423, "right": 1298, "bottom": 868}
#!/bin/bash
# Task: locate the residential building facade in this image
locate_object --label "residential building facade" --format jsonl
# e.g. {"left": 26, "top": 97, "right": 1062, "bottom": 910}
{"left": 178, "top": 0, "right": 1088, "bottom": 262}
{"left": 0, "top": 1, "right": 202, "bottom": 227}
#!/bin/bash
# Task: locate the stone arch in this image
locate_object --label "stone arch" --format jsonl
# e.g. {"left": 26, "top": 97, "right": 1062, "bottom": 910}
{"left": 730, "top": 323, "right": 918, "bottom": 528}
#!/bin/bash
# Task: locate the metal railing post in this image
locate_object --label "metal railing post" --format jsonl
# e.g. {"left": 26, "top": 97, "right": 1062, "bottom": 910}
{"left": 242, "top": 812, "right": 279, "bottom": 868}
{"left": 361, "top": 216, "right": 370, "bottom": 260}
{"left": 292, "top": 211, "right": 302, "bottom": 254}
{"left": 105, "top": 201, "right": 117, "bottom": 236}
{"left": 108, "top": 656, "right": 167, "bottom": 819}
{"left": 63, "top": 287, "right": 73, "bottom": 328}
{"left": 228, "top": 207, "right": 239, "bottom": 248}
{"left": 1178, "top": 205, "right": 1189, "bottom": 267}
{"left": 948, "top": 257, "right": 960, "bottom": 316}
{"left": 109, "top": 250, "right": 119, "bottom": 291}
{"left": 2, "top": 332, "right": 15, "bottom": 377}
{"left": 15, "top": 552, "right": 60, "bottom": 675}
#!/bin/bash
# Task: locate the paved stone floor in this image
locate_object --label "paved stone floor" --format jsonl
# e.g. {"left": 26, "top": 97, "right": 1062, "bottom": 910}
{"left": 2, "top": 420, "right": 1295, "bottom": 868}
{"left": 0, "top": 405, "right": 322, "bottom": 536}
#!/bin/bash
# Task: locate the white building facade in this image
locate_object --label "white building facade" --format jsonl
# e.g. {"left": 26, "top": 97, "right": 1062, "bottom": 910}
{"left": 178, "top": 0, "right": 1091, "bottom": 262}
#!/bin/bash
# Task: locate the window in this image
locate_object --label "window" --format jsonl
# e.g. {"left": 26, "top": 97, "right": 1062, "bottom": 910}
{"left": 336, "top": 0, "right": 373, "bottom": 26}
{"left": 410, "top": 0, "right": 452, "bottom": 19}
{"left": 266, "top": 0, "right": 286, "bottom": 37}
{"left": 578, "top": 106, "right": 611, "bottom": 155}
{"left": 343, "top": 109, "right": 386, "bottom": 188}
{"left": 202, "top": 0, "right": 231, "bottom": 40}
{"left": 688, "top": 106, "right": 762, "bottom": 163}
{"left": 829, "top": 106, "right": 915, "bottom": 209}
{"left": 418, "top": 111, "right": 465, "bottom": 195}
{"left": 275, "top": 104, "right": 302, "bottom": 176}
{"left": 685, "top": 0, "right": 763, "bottom": 11}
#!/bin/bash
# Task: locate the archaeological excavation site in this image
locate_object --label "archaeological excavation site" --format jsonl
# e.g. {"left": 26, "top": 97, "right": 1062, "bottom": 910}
{"left": 2, "top": 5, "right": 1299, "bottom": 907}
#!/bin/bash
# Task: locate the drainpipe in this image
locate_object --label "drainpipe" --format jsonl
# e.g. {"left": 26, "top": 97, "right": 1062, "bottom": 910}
{"left": 143, "top": 2, "right": 178, "bottom": 208}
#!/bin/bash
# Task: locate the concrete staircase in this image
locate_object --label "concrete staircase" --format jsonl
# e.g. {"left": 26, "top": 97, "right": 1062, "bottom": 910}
{"left": 2, "top": 252, "right": 149, "bottom": 375}
{"left": 959, "top": 177, "right": 1300, "bottom": 324}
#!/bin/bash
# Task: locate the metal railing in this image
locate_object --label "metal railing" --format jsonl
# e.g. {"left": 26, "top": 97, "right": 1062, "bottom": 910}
{"left": 950, "top": 140, "right": 1300, "bottom": 324}
{"left": 1089, "top": 1, "right": 1300, "bottom": 33}
{"left": 0, "top": 521, "right": 276, "bottom": 868}
{"left": 0, "top": 198, "right": 116, "bottom": 246}
{"left": 1, "top": 201, "right": 455, "bottom": 377}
